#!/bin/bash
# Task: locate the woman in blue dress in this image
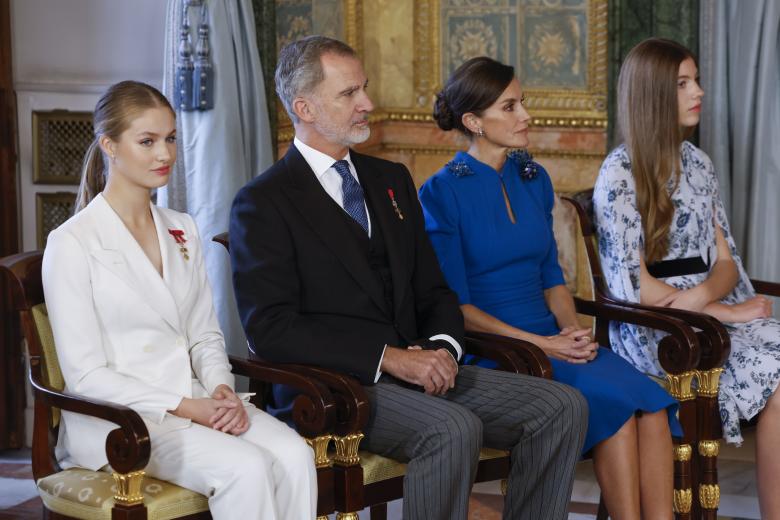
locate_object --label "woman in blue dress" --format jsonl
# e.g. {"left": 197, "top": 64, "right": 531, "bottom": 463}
{"left": 419, "top": 57, "right": 681, "bottom": 519}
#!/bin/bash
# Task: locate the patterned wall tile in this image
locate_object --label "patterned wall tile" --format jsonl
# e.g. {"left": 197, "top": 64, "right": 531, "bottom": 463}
{"left": 523, "top": 0, "right": 586, "bottom": 6}
{"left": 275, "top": 0, "right": 343, "bottom": 53}
{"left": 311, "top": 0, "right": 343, "bottom": 38}
{"left": 442, "top": 0, "right": 506, "bottom": 7}
{"left": 521, "top": 9, "right": 587, "bottom": 88}
{"left": 441, "top": 1, "right": 590, "bottom": 91}
{"left": 442, "top": 12, "right": 517, "bottom": 78}
{"left": 276, "top": 1, "right": 313, "bottom": 51}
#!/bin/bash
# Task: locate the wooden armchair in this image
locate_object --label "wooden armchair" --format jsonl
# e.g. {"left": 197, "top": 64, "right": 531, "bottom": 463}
{"left": 213, "top": 231, "right": 556, "bottom": 519}
{"left": 564, "top": 189, "right": 780, "bottom": 519}
{"left": 0, "top": 251, "right": 338, "bottom": 520}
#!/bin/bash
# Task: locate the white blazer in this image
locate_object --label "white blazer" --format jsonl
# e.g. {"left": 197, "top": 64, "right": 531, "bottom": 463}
{"left": 42, "top": 194, "right": 234, "bottom": 471}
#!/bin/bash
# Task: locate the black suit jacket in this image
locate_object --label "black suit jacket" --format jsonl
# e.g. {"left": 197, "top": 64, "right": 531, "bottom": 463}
{"left": 230, "top": 144, "right": 464, "bottom": 384}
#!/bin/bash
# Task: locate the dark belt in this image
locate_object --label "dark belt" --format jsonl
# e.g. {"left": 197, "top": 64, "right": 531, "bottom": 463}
{"left": 646, "top": 255, "right": 709, "bottom": 279}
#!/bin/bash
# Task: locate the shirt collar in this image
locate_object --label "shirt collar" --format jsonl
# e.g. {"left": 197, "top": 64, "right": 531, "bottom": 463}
{"left": 294, "top": 137, "right": 354, "bottom": 180}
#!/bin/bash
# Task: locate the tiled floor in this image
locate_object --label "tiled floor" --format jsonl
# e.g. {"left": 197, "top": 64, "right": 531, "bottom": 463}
{"left": 0, "top": 432, "right": 763, "bottom": 519}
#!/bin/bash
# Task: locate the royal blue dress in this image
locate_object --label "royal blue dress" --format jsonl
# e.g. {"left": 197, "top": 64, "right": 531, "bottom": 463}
{"left": 419, "top": 150, "right": 682, "bottom": 453}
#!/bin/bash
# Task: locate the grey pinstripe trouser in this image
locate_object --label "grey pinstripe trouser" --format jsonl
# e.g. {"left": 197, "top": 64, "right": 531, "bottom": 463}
{"left": 362, "top": 365, "right": 587, "bottom": 520}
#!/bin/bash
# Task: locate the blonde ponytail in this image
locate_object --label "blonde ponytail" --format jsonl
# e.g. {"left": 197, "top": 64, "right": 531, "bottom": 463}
{"left": 74, "top": 138, "right": 106, "bottom": 214}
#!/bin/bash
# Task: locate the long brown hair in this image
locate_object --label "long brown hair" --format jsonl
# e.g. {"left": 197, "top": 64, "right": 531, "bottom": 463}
{"left": 617, "top": 38, "right": 695, "bottom": 263}
{"left": 75, "top": 81, "right": 173, "bottom": 213}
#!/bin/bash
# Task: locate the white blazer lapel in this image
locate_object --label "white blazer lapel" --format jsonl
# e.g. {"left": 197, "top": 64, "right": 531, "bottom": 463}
{"left": 88, "top": 195, "right": 182, "bottom": 332}
{"left": 151, "top": 204, "right": 196, "bottom": 304}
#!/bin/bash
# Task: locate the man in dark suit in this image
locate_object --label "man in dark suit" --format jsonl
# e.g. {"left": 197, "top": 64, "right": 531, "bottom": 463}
{"left": 230, "top": 35, "right": 587, "bottom": 520}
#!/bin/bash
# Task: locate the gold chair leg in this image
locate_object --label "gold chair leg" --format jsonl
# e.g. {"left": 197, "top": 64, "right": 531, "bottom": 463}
{"left": 667, "top": 371, "right": 696, "bottom": 520}
{"left": 500, "top": 478, "right": 508, "bottom": 496}
{"left": 333, "top": 432, "right": 365, "bottom": 466}
{"left": 112, "top": 470, "right": 145, "bottom": 505}
{"left": 333, "top": 433, "right": 365, "bottom": 519}
{"left": 306, "top": 434, "right": 334, "bottom": 468}
{"left": 697, "top": 368, "right": 723, "bottom": 520}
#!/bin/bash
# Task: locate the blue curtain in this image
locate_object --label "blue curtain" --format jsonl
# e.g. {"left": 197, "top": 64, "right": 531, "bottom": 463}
{"left": 699, "top": 0, "right": 780, "bottom": 293}
{"left": 161, "top": 0, "right": 273, "bottom": 359}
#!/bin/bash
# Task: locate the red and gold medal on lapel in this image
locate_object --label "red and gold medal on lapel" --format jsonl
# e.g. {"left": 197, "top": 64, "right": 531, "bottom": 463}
{"left": 387, "top": 189, "right": 404, "bottom": 220}
{"left": 168, "top": 229, "right": 190, "bottom": 261}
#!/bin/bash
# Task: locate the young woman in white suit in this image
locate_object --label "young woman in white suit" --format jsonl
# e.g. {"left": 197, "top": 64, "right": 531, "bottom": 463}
{"left": 41, "top": 81, "right": 317, "bottom": 520}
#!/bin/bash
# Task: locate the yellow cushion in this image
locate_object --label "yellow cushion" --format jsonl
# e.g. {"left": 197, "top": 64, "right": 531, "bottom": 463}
{"left": 360, "top": 447, "right": 509, "bottom": 485}
{"left": 37, "top": 468, "right": 209, "bottom": 520}
{"left": 31, "top": 303, "right": 63, "bottom": 427}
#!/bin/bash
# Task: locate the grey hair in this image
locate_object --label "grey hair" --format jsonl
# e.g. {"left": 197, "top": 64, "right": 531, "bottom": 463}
{"left": 274, "top": 35, "right": 357, "bottom": 123}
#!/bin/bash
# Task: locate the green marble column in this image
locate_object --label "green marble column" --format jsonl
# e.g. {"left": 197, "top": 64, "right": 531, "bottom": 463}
{"left": 608, "top": 0, "right": 699, "bottom": 148}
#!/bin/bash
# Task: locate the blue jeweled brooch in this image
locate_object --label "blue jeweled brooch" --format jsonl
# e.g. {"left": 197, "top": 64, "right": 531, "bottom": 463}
{"left": 445, "top": 159, "right": 474, "bottom": 178}
{"left": 507, "top": 149, "right": 539, "bottom": 181}
{"left": 445, "top": 151, "right": 539, "bottom": 181}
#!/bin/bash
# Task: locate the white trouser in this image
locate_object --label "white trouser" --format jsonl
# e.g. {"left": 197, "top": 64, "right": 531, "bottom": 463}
{"left": 145, "top": 405, "right": 317, "bottom": 520}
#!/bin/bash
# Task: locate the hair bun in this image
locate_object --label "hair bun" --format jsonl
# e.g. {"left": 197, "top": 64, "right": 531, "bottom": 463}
{"left": 433, "top": 91, "right": 456, "bottom": 131}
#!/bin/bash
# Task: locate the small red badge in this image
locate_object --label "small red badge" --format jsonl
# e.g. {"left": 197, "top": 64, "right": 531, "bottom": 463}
{"left": 168, "top": 229, "right": 190, "bottom": 261}
{"left": 387, "top": 189, "right": 404, "bottom": 220}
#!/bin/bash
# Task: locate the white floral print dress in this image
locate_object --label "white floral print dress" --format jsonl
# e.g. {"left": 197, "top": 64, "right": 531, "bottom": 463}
{"left": 594, "top": 141, "right": 780, "bottom": 445}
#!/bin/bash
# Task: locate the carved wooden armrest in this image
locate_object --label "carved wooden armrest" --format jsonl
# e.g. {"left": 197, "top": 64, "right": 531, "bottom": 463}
{"left": 463, "top": 334, "right": 528, "bottom": 374}
{"left": 574, "top": 297, "right": 701, "bottom": 375}
{"left": 228, "top": 355, "right": 337, "bottom": 438}
{"left": 265, "top": 363, "right": 369, "bottom": 482}
{"left": 28, "top": 360, "right": 152, "bottom": 506}
{"left": 277, "top": 364, "right": 369, "bottom": 438}
{"left": 751, "top": 278, "right": 780, "bottom": 297}
{"left": 465, "top": 331, "right": 553, "bottom": 379}
{"left": 28, "top": 362, "right": 150, "bottom": 475}
{"left": 591, "top": 294, "right": 730, "bottom": 370}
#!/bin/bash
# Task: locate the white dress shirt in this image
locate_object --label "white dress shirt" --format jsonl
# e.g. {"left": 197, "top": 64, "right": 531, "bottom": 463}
{"left": 294, "top": 138, "right": 462, "bottom": 382}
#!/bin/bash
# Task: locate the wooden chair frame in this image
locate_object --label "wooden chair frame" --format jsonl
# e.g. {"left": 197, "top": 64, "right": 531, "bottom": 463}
{"left": 214, "top": 231, "right": 702, "bottom": 519}
{"left": 0, "top": 251, "right": 339, "bottom": 519}
{"left": 565, "top": 189, "right": 780, "bottom": 519}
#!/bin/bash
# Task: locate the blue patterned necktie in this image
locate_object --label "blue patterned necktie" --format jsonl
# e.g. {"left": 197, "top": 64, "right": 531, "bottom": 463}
{"left": 333, "top": 160, "right": 369, "bottom": 233}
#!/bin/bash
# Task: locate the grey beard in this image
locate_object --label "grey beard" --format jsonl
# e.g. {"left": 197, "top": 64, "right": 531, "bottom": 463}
{"left": 313, "top": 119, "right": 371, "bottom": 147}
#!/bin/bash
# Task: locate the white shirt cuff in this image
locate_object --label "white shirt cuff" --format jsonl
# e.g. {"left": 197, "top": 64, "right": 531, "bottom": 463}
{"left": 374, "top": 345, "right": 388, "bottom": 383}
{"left": 429, "top": 333, "right": 463, "bottom": 361}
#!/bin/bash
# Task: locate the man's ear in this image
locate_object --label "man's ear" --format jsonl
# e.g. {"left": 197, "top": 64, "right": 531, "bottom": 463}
{"left": 98, "top": 135, "right": 116, "bottom": 160}
{"left": 292, "top": 97, "right": 316, "bottom": 123}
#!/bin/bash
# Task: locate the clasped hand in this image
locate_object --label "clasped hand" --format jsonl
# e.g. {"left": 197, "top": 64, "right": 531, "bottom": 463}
{"left": 382, "top": 345, "right": 458, "bottom": 396}
{"left": 172, "top": 384, "right": 250, "bottom": 435}
{"left": 658, "top": 286, "right": 772, "bottom": 322}
{"left": 541, "top": 326, "right": 598, "bottom": 364}
{"left": 656, "top": 285, "right": 710, "bottom": 312}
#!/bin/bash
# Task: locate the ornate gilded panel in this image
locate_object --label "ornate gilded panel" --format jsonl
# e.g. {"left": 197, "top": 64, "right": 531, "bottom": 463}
{"left": 416, "top": 0, "right": 608, "bottom": 126}
{"left": 275, "top": 0, "right": 345, "bottom": 51}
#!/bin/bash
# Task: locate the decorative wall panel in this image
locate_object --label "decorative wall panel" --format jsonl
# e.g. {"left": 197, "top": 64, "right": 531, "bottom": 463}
{"left": 275, "top": 0, "right": 345, "bottom": 51}
{"left": 32, "top": 111, "right": 93, "bottom": 185}
{"left": 414, "top": 0, "right": 608, "bottom": 126}
{"left": 36, "top": 192, "right": 76, "bottom": 248}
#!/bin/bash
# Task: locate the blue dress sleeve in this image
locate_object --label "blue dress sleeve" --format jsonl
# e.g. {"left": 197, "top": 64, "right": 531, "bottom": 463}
{"left": 419, "top": 174, "right": 471, "bottom": 305}
{"left": 538, "top": 167, "right": 566, "bottom": 289}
